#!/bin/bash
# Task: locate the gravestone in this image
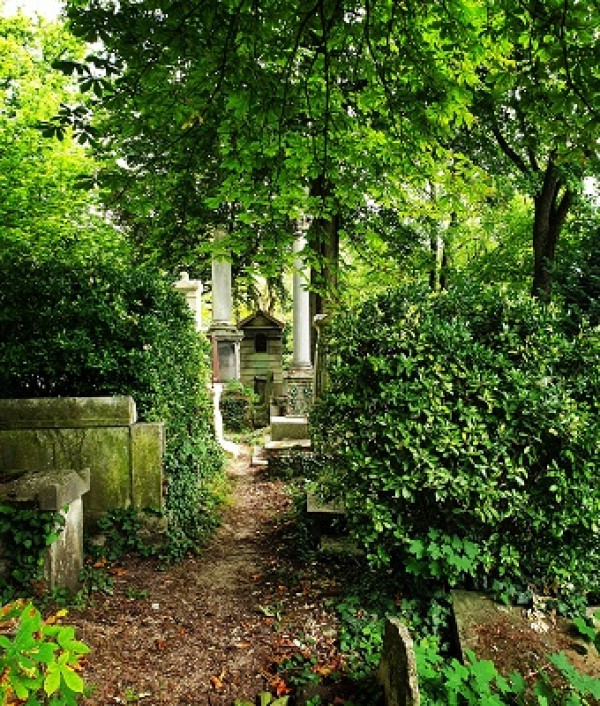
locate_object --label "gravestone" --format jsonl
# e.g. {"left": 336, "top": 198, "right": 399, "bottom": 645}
{"left": 378, "top": 616, "right": 420, "bottom": 706}
{"left": 0, "top": 397, "right": 164, "bottom": 525}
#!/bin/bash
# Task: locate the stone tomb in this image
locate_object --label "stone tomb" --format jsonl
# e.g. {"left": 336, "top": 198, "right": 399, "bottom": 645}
{"left": 0, "top": 396, "right": 164, "bottom": 526}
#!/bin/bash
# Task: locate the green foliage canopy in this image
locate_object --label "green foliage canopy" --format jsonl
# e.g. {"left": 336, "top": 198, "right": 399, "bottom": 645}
{"left": 60, "top": 0, "right": 502, "bottom": 280}
{"left": 0, "top": 13, "right": 96, "bottom": 244}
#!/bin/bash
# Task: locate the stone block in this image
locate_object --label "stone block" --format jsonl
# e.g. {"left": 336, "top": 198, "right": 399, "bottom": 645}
{"left": 270, "top": 415, "right": 309, "bottom": 441}
{"left": 0, "top": 396, "right": 136, "bottom": 429}
{"left": 378, "top": 617, "right": 420, "bottom": 706}
{"left": 0, "top": 468, "right": 90, "bottom": 592}
{"left": 131, "top": 423, "right": 165, "bottom": 511}
{"left": 319, "top": 535, "right": 363, "bottom": 556}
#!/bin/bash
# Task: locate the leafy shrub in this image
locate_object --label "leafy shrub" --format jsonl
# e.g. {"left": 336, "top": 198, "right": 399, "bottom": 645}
{"left": 311, "top": 283, "right": 599, "bottom": 593}
{"left": 267, "top": 451, "right": 322, "bottom": 481}
{"left": 553, "top": 225, "right": 600, "bottom": 329}
{"left": 0, "top": 233, "right": 224, "bottom": 556}
{"left": 0, "top": 600, "right": 89, "bottom": 705}
{"left": 416, "top": 637, "right": 600, "bottom": 705}
{"left": 220, "top": 382, "right": 256, "bottom": 432}
{"left": 0, "top": 504, "right": 65, "bottom": 601}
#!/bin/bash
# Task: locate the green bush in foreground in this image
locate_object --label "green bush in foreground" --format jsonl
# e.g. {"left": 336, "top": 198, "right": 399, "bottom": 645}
{"left": 311, "top": 283, "right": 599, "bottom": 594}
{"left": 0, "top": 233, "right": 224, "bottom": 556}
{"left": 0, "top": 601, "right": 89, "bottom": 705}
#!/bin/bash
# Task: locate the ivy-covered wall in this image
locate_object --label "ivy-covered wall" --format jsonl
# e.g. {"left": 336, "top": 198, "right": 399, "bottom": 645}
{"left": 0, "top": 236, "right": 224, "bottom": 557}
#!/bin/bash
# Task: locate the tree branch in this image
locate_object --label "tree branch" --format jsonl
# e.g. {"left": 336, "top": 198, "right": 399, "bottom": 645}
{"left": 489, "top": 113, "right": 531, "bottom": 176}
{"left": 558, "top": 0, "right": 598, "bottom": 118}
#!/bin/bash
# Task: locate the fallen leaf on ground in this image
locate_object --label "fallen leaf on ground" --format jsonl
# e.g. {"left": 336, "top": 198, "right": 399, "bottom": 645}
{"left": 210, "top": 669, "right": 226, "bottom": 690}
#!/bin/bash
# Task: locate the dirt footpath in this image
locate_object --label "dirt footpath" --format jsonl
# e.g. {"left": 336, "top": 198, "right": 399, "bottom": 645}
{"left": 70, "top": 447, "right": 329, "bottom": 705}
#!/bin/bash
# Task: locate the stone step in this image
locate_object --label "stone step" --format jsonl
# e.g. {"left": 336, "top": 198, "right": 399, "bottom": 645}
{"left": 264, "top": 438, "right": 312, "bottom": 452}
{"left": 319, "top": 535, "right": 364, "bottom": 556}
{"left": 251, "top": 445, "right": 269, "bottom": 467}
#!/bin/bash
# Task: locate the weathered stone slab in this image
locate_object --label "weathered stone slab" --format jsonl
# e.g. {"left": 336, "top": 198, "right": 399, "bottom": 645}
{"left": 378, "top": 616, "right": 420, "bottom": 706}
{"left": 0, "top": 397, "right": 136, "bottom": 429}
{"left": 270, "top": 415, "right": 309, "bottom": 441}
{"left": 319, "top": 535, "right": 363, "bottom": 556}
{"left": 131, "top": 422, "right": 164, "bottom": 510}
{"left": 264, "top": 439, "right": 312, "bottom": 452}
{"left": 0, "top": 468, "right": 90, "bottom": 511}
{"left": 452, "top": 590, "right": 600, "bottom": 680}
{"left": 0, "top": 468, "right": 90, "bottom": 591}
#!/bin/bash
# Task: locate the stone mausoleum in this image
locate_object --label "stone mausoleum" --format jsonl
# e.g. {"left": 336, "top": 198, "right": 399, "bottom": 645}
{"left": 238, "top": 310, "right": 285, "bottom": 406}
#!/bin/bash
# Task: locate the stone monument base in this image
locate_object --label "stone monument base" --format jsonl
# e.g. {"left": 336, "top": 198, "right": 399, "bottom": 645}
{"left": 284, "top": 366, "right": 314, "bottom": 417}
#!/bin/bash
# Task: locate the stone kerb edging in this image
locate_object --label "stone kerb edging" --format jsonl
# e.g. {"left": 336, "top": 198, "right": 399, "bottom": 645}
{"left": 378, "top": 616, "right": 420, "bottom": 706}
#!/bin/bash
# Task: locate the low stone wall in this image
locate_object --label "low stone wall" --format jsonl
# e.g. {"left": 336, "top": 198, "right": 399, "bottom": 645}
{"left": 0, "top": 397, "right": 164, "bottom": 525}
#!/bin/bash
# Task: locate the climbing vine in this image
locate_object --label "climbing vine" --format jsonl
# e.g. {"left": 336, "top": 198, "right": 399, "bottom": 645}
{"left": 0, "top": 504, "right": 65, "bottom": 602}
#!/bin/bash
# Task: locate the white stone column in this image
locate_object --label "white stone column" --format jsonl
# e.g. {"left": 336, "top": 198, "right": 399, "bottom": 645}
{"left": 208, "top": 228, "right": 243, "bottom": 382}
{"left": 292, "top": 226, "right": 312, "bottom": 370}
{"left": 173, "top": 271, "right": 204, "bottom": 331}
{"left": 211, "top": 230, "right": 233, "bottom": 326}
{"left": 284, "top": 216, "right": 314, "bottom": 416}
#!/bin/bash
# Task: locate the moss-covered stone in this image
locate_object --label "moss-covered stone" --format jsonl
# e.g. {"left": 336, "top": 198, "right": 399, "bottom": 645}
{"left": 0, "top": 396, "right": 136, "bottom": 429}
{"left": 0, "top": 397, "right": 164, "bottom": 524}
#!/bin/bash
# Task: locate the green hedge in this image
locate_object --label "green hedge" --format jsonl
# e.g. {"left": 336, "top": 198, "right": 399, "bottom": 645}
{"left": 220, "top": 384, "right": 255, "bottom": 432}
{"left": 0, "top": 233, "right": 224, "bottom": 557}
{"left": 311, "top": 283, "right": 599, "bottom": 595}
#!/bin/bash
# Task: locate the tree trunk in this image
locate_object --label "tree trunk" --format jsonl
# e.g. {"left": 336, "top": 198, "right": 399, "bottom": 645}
{"left": 308, "top": 175, "right": 340, "bottom": 322}
{"left": 532, "top": 162, "right": 573, "bottom": 299}
{"left": 429, "top": 233, "right": 438, "bottom": 291}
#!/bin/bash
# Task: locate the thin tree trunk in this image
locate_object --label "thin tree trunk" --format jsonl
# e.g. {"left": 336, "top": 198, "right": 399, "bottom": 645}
{"left": 308, "top": 175, "right": 340, "bottom": 315}
{"left": 532, "top": 162, "right": 573, "bottom": 299}
{"left": 439, "top": 239, "right": 448, "bottom": 291}
{"left": 429, "top": 233, "right": 438, "bottom": 291}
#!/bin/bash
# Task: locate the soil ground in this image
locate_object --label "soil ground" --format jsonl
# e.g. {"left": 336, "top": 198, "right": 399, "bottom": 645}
{"left": 69, "top": 447, "right": 357, "bottom": 705}
{"left": 67, "top": 447, "right": 599, "bottom": 706}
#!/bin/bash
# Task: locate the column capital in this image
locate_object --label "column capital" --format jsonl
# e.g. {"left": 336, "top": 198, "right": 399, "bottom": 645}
{"left": 295, "top": 214, "right": 313, "bottom": 236}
